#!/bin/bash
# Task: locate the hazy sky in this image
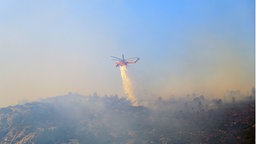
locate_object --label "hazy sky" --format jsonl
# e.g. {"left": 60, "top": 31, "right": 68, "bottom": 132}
{"left": 0, "top": 0, "right": 254, "bottom": 107}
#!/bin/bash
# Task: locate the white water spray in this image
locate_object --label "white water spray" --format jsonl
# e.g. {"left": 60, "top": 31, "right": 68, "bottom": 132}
{"left": 119, "top": 66, "right": 138, "bottom": 106}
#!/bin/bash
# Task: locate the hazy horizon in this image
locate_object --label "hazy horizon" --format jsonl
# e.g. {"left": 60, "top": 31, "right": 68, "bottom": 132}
{"left": 0, "top": 0, "right": 254, "bottom": 107}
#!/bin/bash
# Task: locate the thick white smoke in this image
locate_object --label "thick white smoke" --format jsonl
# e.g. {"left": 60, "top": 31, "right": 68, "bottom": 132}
{"left": 119, "top": 66, "right": 138, "bottom": 106}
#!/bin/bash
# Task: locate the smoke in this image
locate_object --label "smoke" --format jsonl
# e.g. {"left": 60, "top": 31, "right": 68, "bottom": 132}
{"left": 119, "top": 66, "right": 138, "bottom": 106}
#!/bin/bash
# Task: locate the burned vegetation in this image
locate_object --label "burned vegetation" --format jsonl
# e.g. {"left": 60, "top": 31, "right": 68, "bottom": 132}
{"left": 0, "top": 93, "right": 254, "bottom": 144}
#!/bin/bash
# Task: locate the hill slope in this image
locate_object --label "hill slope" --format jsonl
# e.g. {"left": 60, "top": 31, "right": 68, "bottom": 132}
{"left": 0, "top": 94, "right": 254, "bottom": 144}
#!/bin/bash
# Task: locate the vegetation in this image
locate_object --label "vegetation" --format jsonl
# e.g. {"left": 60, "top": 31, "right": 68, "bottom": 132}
{"left": 0, "top": 94, "right": 254, "bottom": 144}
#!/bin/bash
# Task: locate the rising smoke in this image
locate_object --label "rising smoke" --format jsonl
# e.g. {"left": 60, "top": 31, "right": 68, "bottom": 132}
{"left": 119, "top": 66, "right": 138, "bottom": 106}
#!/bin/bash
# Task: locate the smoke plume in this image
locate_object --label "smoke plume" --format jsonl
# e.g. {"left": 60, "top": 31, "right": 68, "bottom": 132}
{"left": 119, "top": 66, "right": 138, "bottom": 106}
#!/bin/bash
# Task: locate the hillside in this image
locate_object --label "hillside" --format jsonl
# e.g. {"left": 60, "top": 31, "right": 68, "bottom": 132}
{"left": 0, "top": 94, "right": 254, "bottom": 144}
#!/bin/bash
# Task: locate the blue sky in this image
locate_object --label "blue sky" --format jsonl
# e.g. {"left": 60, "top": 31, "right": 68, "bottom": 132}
{"left": 0, "top": 0, "right": 254, "bottom": 106}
